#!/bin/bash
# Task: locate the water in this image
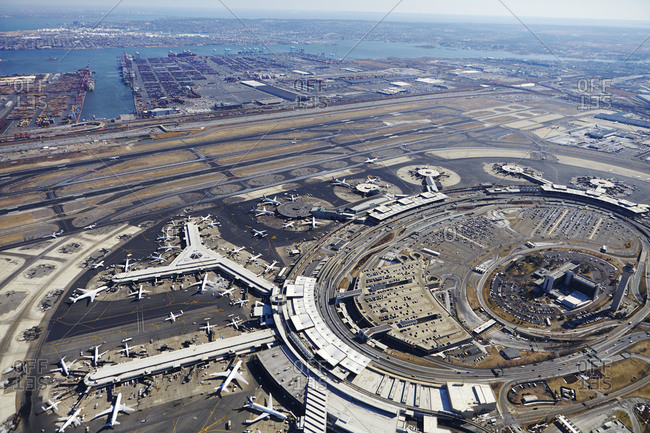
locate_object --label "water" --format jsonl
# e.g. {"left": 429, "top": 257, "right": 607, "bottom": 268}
{"left": 0, "top": 40, "right": 595, "bottom": 120}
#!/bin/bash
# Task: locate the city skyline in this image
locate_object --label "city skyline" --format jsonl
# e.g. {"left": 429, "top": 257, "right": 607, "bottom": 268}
{"left": 4, "top": 0, "right": 650, "bottom": 26}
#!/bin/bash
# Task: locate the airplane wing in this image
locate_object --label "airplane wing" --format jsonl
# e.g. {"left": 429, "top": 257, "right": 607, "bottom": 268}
{"left": 210, "top": 371, "right": 228, "bottom": 378}
{"left": 245, "top": 413, "right": 270, "bottom": 425}
{"left": 118, "top": 403, "right": 135, "bottom": 413}
{"left": 232, "top": 371, "right": 249, "bottom": 385}
{"left": 268, "top": 394, "right": 274, "bottom": 410}
{"left": 92, "top": 405, "right": 114, "bottom": 420}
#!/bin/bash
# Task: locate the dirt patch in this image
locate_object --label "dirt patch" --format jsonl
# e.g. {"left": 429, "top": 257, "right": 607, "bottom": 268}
{"left": 321, "top": 160, "right": 348, "bottom": 169}
{"left": 290, "top": 167, "right": 320, "bottom": 177}
{"left": 248, "top": 174, "right": 285, "bottom": 187}
{"left": 210, "top": 184, "right": 243, "bottom": 195}
{"left": 25, "top": 263, "right": 56, "bottom": 279}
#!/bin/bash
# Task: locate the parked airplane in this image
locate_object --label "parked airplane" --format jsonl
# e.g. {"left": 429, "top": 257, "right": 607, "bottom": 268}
{"left": 41, "top": 399, "right": 61, "bottom": 413}
{"left": 50, "top": 357, "right": 77, "bottom": 378}
{"left": 251, "top": 206, "right": 275, "bottom": 216}
{"left": 261, "top": 194, "right": 281, "bottom": 206}
{"left": 189, "top": 273, "right": 220, "bottom": 293}
{"left": 229, "top": 246, "right": 245, "bottom": 255}
{"left": 246, "top": 253, "right": 261, "bottom": 264}
{"left": 56, "top": 408, "right": 82, "bottom": 432}
{"left": 158, "top": 243, "right": 180, "bottom": 252}
{"left": 119, "top": 254, "right": 132, "bottom": 272}
{"left": 208, "top": 220, "right": 221, "bottom": 227}
{"left": 230, "top": 298, "right": 249, "bottom": 307}
{"left": 165, "top": 310, "right": 184, "bottom": 322}
{"left": 252, "top": 229, "right": 267, "bottom": 238}
{"left": 263, "top": 260, "right": 278, "bottom": 274}
{"left": 91, "top": 261, "right": 104, "bottom": 269}
{"left": 83, "top": 224, "right": 96, "bottom": 230}
{"left": 366, "top": 175, "right": 380, "bottom": 183}
{"left": 157, "top": 232, "right": 177, "bottom": 241}
{"left": 200, "top": 321, "right": 216, "bottom": 336}
{"left": 210, "top": 360, "right": 248, "bottom": 393}
{"left": 148, "top": 253, "right": 165, "bottom": 263}
{"left": 82, "top": 344, "right": 108, "bottom": 367}
{"left": 288, "top": 194, "right": 299, "bottom": 201}
{"left": 302, "top": 216, "right": 323, "bottom": 230}
{"left": 200, "top": 214, "right": 212, "bottom": 222}
{"left": 217, "top": 286, "right": 235, "bottom": 297}
{"left": 331, "top": 177, "right": 351, "bottom": 187}
{"left": 227, "top": 316, "right": 243, "bottom": 330}
{"left": 128, "top": 284, "right": 151, "bottom": 300}
{"left": 92, "top": 393, "right": 134, "bottom": 428}
{"left": 46, "top": 230, "right": 64, "bottom": 239}
{"left": 120, "top": 342, "right": 132, "bottom": 358}
{"left": 365, "top": 157, "right": 378, "bottom": 164}
{"left": 283, "top": 221, "right": 295, "bottom": 228}
{"left": 243, "top": 393, "right": 288, "bottom": 424}
{"left": 69, "top": 285, "right": 108, "bottom": 304}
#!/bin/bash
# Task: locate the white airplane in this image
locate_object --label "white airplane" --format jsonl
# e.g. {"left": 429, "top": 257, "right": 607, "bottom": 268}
{"left": 82, "top": 344, "right": 108, "bottom": 366}
{"left": 217, "top": 286, "right": 235, "bottom": 297}
{"left": 365, "top": 157, "right": 378, "bottom": 164}
{"left": 159, "top": 243, "right": 180, "bottom": 252}
{"left": 56, "top": 408, "right": 82, "bottom": 432}
{"left": 50, "top": 357, "right": 77, "bottom": 378}
{"left": 92, "top": 393, "right": 134, "bottom": 428}
{"left": 157, "top": 232, "right": 177, "bottom": 241}
{"left": 148, "top": 253, "right": 165, "bottom": 262}
{"left": 288, "top": 194, "right": 299, "bottom": 202}
{"left": 247, "top": 253, "right": 262, "bottom": 264}
{"left": 165, "top": 310, "right": 184, "bottom": 322}
{"left": 200, "top": 321, "right": 216, "bottom": 335}
{"left": 230, "top": 298, "right": 249, "bottom": 307}
{"left": 128, "top": 284, "right": 151, "bottom": 300}
{"left": 200, "top": 214, "right": 212, "bottom": 222}
{"left": 261, "top": 194, "right": 281, "bottom": 206}
{"left": 229, "top": 246, "right": 245, "bottom": 255}
{"left": 208, "top": 220, "right": 221, "bottom": 227}
{"left": 91, "top": 261, "right": 104, "bottom": 269}
{"left": 263, "top": 260, "right": 278, "bottom": 274}
{"left": 283, "top": 221, "right": 295, "bottom": 228}
{"left": 69, "top": 285, "right": 108, "bottom": 304}
{"left": 120, "top": 342, "right": 132, "bottom": 357}
{"left": 210, "top": 360, "right": 248, "bottom": 394}
{"left": 83, "top": 224, "right": 96, "bottom": 230}
{"left": 366, "top": 175, "right": 380, "bottom": 183}
{"left": 119, "top": 254, "right": 132, "bottom": 272}
{"left": 252, "top": 229, "right": 267, "bottom": 238}
{"left": 243, "top": 393, "right": 288, "bottom": 424}
{"left": 302, "top": 216, "right": 323, "bottom": 230}
{"left": 251, "top": 206, "right": 275, "bottom": 216}
{"left": 46, "top": 230, "right": 64, "bottom": 239}
{"left": 189, "top": 273, "right": 219, "bottom": 293}
{"left": 41, "top": 399, "right": 61, "bottom": 413}
{"left": 331, "top": 177, "right": 351, "bottom": 187}
{"left": 227, "top": 316, "right": 243, "bottom": 330}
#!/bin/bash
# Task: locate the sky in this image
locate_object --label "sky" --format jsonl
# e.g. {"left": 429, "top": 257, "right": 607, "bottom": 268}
{"left": 6, "top": 0, "right": 650, "bottom": 25}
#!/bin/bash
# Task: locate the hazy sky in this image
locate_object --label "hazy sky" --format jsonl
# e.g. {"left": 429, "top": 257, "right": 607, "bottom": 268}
{"left": 8, "top": 0, "right": 650, "bottom": 23}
